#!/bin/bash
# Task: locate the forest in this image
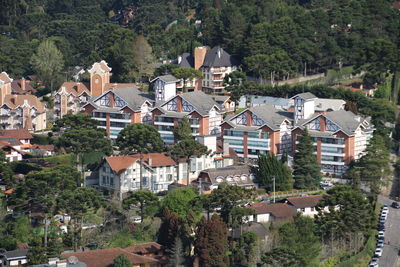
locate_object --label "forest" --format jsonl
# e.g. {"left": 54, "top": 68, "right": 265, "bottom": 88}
{"left": 0, "top": 0, "right": 399, "bottom": 90}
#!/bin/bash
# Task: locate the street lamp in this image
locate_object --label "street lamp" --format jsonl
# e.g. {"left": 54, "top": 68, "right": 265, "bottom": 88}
{"left": 272, "top": 176, "right": 276, "bottom": 203}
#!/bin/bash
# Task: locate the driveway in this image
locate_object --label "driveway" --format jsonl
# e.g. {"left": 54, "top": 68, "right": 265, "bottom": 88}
{"left": 377, "top": 195, "right": 400, "bottom": 267}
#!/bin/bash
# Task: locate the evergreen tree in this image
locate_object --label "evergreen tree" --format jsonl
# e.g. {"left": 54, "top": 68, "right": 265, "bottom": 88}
{"left": 157, "top": 208, "right": 182, "bottom": 249}
{"left": 257, "top": 153, "right": 293, "bottom": 192}
{"left": 173, "top": 117, "right": 192, "bottom": 142}
{"left": 293, "top": 128, "right": 321, "bottom": 189}
{"left": 167, "top": 236, "right": 185, "bottom": 267}
{"left": 113, "top": 254, "right": 132, "bottom": 267}
{"left": 195, "top": 215, "right": 228, "bottom": 267}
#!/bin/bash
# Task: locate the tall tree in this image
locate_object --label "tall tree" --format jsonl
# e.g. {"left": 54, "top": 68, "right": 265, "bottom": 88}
{"left": 161, "top": 187, "right": 200, "bottom": 219}
{"left": 293, "top": 128, "right": 321, "bottom": 189}
{"left": 171, "top": 67, "right": 202, "bottom": 92}
{"left": 170, "top": 139, "right": 209, "bottom": 186}
{"left": 52, "top": 113, "right": 97, "bottom": 132}
{"left": 113, "top": 254, "right": 132, "bottom": 267}
{"left": 30, "top": 39, "right": 64, "bottom": 90}
{"left": 123, "top": 190, "right": 159, "bottom": 222}
{"left": 173, "top": 117, "right": 192, "bottom": 142}
{"left": 194, "top": 215, "right": 229, "bottom": 267}
{"left": 257, "top": 153, "right": 293, "bottom": 192}
{"left": 167, "top": 236, "right": 186, "bottom": 267}
{"left": 157, "top": 208, "right": 183, "bottom": 248}
{"left": 0, "top": 149, "right": 13, "bottom": 187}
{"left": 116, "top": 124, "right": 164, "bottom": 189}
{"left": 223, "top": 71, "right": 246, "bottom": 111}
{"left": 132, "top": 35, "right": 155, "bottom": 82}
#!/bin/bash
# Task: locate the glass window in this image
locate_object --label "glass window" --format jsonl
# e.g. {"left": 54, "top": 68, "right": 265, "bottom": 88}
{"left": 114, "top": 95, "right": 126, "bottom": 107}
{"left": 182, "top": 100, "right": 194, "bottom": 112}
{"left": 251, "top": 113, "right": 264, "bottom": 126}
{"left": 166, "top": 98, "right": 177, "bottom": 111}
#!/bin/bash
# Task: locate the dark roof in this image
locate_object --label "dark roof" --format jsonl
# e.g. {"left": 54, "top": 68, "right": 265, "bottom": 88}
{"left": 202, "top": 46, "right": 239, "bottom": 68}
{"left": 230, "top": 222, "right": 268, "bottom": 239}
{"left": 4, "top": 249, "right": 29, "bottom": 259}
{"left": 246, "top": 203, "right": 296, "bottom": 218}
{"left": 175, "top": 52, "right": 194, "bottom": 68}
{"left": 124, "top": 242, "right": 163, "bottom": 255}
{"left": 152, "top": 74, "right": 179, "bottom": 83}
{"left": 292, "top": 92, "right": 317, "bottom": 100}
{"left": 286, "top": 195, "right": 323, "bottom": 209}
{"left": 199, "top": 165, "right": 254, "bottom": 186}
{"left": 180, "top": 91, "right": 220, "bottom": 116}
{"left": 0, "top": 129, "right": 33, "bottom": 140}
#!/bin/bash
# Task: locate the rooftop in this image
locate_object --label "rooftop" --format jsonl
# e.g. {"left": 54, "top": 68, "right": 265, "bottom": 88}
{"left": 202, "top": 46, "right": 239, "bottom": 68}
{"left": 246, "top": 202, "right": 297, "bottom": 218}
{"left": 286, "top": 195, "right": 323, "bottom": 208}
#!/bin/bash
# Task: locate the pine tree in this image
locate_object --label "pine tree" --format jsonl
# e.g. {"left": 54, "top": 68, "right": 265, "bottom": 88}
{"left": 157, "top": 208, "right": 182, "bottom": 249}
{"left": 195, "top": 215, "right": 228, "bottom": 267}
{"left": 167, "top": 236, "right": 185, "bottom": 267}
{"left": 293, "top": 128, "right": 321, "bottom": 189}
{"left": 173, "top": 117, "right": 192, "bottom": 142}
{"left": 257, "top": 153, "right": 293, "bottom": 192}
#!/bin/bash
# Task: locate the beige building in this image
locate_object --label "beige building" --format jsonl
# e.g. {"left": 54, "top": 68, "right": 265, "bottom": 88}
{"left": 54, "top": 82, "right": 91, "bottom": 118}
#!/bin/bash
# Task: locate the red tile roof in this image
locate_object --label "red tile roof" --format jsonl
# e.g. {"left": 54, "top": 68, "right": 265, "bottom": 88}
{"left": 0, "top": 129, "right": 33, "bottom": 140}
{"left": 124, "top": 242, "right": 163, "bottom": 255}
{"left": 31, "top": 144, "right": 55, "bottom": 151}
{"left": 57, "top": 82, "right": 90, "bottom": 96}
{"left": 61, "top": 248, "right": 159, "bottom": 267}
{"left": 105, "top": 153, "right": 176, "bottom": 174}
{"left": 246, "top": 202, "right": 296, "bottom": 218}
{"left": 11, "top": 79, "right": 36, "bottom": 94}
{"left": 3, "top": 94, "right": 45, "bottom": 113}
{"left": 286, "top": 195, "right": 323, "bottom": 209}
{"left": 393, "top": 2, "right": 400, "bottom": 9}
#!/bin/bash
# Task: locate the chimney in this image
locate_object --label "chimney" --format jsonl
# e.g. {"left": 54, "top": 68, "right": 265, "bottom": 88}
{"left": 194, "top": 46, "right": 208, "bottom": 70}
{"left": 21, "top": 78, "right": 26, "bottom": 91}
{"left": 178, "top": 55, "right": 182, "bottom": 65}
{"left": 148, "top": 157, "right": 152, "bottom": 166}
{"left": 217, "top": 47, "right": 221, "bottom": 58}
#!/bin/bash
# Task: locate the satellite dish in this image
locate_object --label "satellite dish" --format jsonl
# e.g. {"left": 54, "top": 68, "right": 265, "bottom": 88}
{"left": 67, "top": 256, "right": 79, "bottom": 264}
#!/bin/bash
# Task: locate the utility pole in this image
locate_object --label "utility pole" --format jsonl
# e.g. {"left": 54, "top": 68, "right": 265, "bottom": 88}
{"left": 273, "top": 176, "right": 276, "bottom": 203}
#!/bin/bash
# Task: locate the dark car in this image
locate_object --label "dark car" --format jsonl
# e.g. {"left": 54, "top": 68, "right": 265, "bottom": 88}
{"left": 391, "top": 202, "right": 399, "bottom": 209}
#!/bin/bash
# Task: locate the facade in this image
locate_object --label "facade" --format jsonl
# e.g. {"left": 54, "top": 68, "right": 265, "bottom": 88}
{"left": 151, "top": 75, "right": 180, "bottom": 103}
{"left": 245, "top": 202, "right": 297, "bottom": 223}
{"left": 0, "top": 249, "right": 29, "bottom": 267}
{"left": 84, "top": 86, "right": 154, "bottom": 139}
{"left": 0, "top": 72, "right": 46, "bottom": 131}
{"left": 98, "top": 153, "right": 177, "bottom": 198}
{"left": 286, "top": 195, "right": 325, "bottom": 216}
{"left": 152, "top": 91, "right": 224, "bottom": 144}
{"left": 54, "top": 82, "right": 90, "bottom": 118}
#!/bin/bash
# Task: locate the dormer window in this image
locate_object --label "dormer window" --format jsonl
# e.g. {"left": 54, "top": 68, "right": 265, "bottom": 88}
{"left": 326, "top": 119, "right": 339, "bottom": 131}
{"left": 166, "top": 98, "right": 177, "bottom": 111}
{"left": 182, "top": 100, "right": 194, "bottom": 112}
{"left": 98, "top": 93, "right": 110, "bottom": 107}
{"left": 251, "top": 113, "right": 264, "bottom": 126}
{"left": 235, "top": 113, "right": 247, "bottom": 125}
{"left": 114, "top": 95, "right": 126, "bottom": 107}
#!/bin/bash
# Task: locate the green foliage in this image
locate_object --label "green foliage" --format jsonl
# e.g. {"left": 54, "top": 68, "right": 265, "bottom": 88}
{"left": 132, "top": 35, "right": 155, "bottom": 81}
{"left": 57, "top": 187, "right": 103, "bottom": 216}
{"left": 293, "top": 128, "right": 321, "bottom": 189}
{"left": 30, "top": 40, "right": 64, "bottom": 90}
{"left": 113, "top": 254, "right": 132, "bottom": 267}
{"left": 32, "top": 134, "right": 53, "bottom": 145}
{"left": 161, "top": 188, "right": 199, "bottom": 219}
{"left": 231, "top": 231, "right": 260, "bottom": 267}
{"left": 108, "top": 230, "right": 136, "bottom": 248}
{"left": 260, "top": 247, "right": 303, "bottom": 267}
{"left": 123, "top": 190, "right": 159, "bottom": 221}
{"left": 116, "top": 124, "right": 164, "bottom": 154}
{"left": 28, "top": 246, "right": 47, "bottom": 265}
{"left": 173, "top": 117, "right": 192, "bottom": 142}
{"left": 257, "top": 153, "right": 293, "bottom": 192}
{"left": 0, "top": 150, "right": 13, "bottom": 187}
{"left": 194, "top": 215, "right": 229, "bottom": 267}
{"left": 166, "top": 236, "right": 186, "bottom": 267}
{"left": 171, "top": 67, "right": 202, "bottom": 92}
{"left": 52, "top": 113, "right": 97, "bottom": 132}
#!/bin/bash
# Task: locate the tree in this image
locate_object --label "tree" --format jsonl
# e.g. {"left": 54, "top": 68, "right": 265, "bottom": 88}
{"left": 223, "top": 71, "right": 246, "bottom": 111}
{"left": 167, "top": 236, "right": 186, "bottom": 267}
{"left": 260, "top": 247, "right": 302, "bottom": 267}
{"left": 27, "top": 246, "right": 47, "bottom": 265}
{"left": 30, "top": 39, "right": 64, "bottom": 90}
{"left": 170, "top": 139, "right": 209, "bottom": 186}
{"left": 132, "top": 35, "right": 155, "bottom": 81}
{"left": 231, "top": 231, "right": 260, "bottom": 267}
{"left": 173, "top": 117, "right": 192, "bottom": 142}
{"left": 293, "top": 128, "right": 321, "bottom": 189}
{"left": 157, "top": 208, "right": 183, "bottom": 248}
{"left": 194, "top": 215, "right": 228, "bottom": 267}
{"left": 116, "top": 124, "right": 164, "bottom": 189}
{"left": 113, "top": 254, "right": 132, "bottom": 267}
{"left": 161, "top": 187, "right": 200, "bottom": 219}
{"left": 123, "top": 190, "right": 158, "bottom": 222}
{"left": 0, "top": 149, "right": 13, "bottom": 187}
{"left": 52, "top": 113, "right": 98, "bottom": 132}
{"left": 257, "top": 153, "right": 293, "bottom": 192}
{"left": 172, "top": 67, "right": 202, "bottom": 92}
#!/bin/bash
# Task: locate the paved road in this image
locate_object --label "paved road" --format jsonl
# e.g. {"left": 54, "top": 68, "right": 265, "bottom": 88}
{"left": 377, "top": 195, "right": 400, "bottom": 267}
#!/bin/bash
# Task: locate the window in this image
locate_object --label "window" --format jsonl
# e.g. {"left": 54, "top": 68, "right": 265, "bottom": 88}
{"left": 235, "top": 113, "right": 247, "bottom": 125}
{"left": 197, "top": 162, "right": 203, "bottom": 170}
{"left": 251, "top": 113, "right": 264, "bottom": 126}
{"left": 308, "top": 118, "right": 320, "bottom": 130}
{"left": 114, "top": 95, "right": 126, "bottom": 107}
{"left": 98, "top": 93, "right": 110, "bottom": 107}
{"left": 182, "top": 100, "right": 194, "bottom": 112}
{"left": 166, "top": 98, "right": 177, "bottom": 111}
{"left": 326, "top": 119, "right": 339, "bottom": 131}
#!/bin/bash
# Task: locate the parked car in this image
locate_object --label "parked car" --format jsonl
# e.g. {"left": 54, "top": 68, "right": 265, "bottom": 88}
{"left": 378, "top": 231, "right": 385, "bottom": 240}
{"left": 391, "top": 201, "right": 399, "bottom": 209}
{"left": 375, "top": 248, "right": 383, "bottom": 257}
{"left": 377, "top": 240, "right": 384, "bottom": 248}
{"left": 132, "top": 217, "right": 142, "bottom": 223}
{"left": 369, "top": 257, "right": 379, "bottom": 267}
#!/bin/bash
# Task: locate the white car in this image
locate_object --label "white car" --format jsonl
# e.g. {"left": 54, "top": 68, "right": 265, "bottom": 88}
{"left": 369, "top": 257, "right": 379, "bottom": 267}
{"left": 378, "top": 231, "right": 385, "bottom": 240}
{"left": 381, "top": 209, "right": 388, "bottom": 216}
{"left": 375, "top": 248, "right": 383, "bottom": 257}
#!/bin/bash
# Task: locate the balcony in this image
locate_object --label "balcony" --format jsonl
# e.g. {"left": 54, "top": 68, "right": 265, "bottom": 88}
{"left": 213, "top": 75, "right": 224, "bottom": 81}
{"left": 0, "top": 111, "right": 10, "bottom": 116}
{"left": 212, "top": 67, "right": 227, "bottom": 74}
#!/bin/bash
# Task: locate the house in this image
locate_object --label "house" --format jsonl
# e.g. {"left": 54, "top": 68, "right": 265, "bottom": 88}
{"left": 0, "top": 129, "right": 33, "bottom": 145}
{"left": 0, "top": 129, "right": 32, "bottom": 161}
{"left": 97, "top": 153, "right": 177, "bottom": 198}
{"left": 152, "top": 91, "right": 224, "bottom": 144}
{"left": 151, "top": 74, "right": 180, "bottom": 103}
{"left": 212, "top": 95, "right": 235, "bottom": 113}
{"left": 29, "top": 144, "right": 55, "bottom": 156}
{"left": 84, "top": 86, "right": 154, "bottom": 139}
{"left": 0, "top": 141, "right": 25, "bottom": 162}
{"left": 286, "top": 195, "right": 324, "bottom": 216}
{"left": 61, "top": 246, "right": 161, "bottom": 267}
{"left": 123, "top": 242, "right": 164, "bottom": 259}
{"left": 230, "top": 222, "right": 268, "bottom": 241}
{"left": 54, "top": 82, "right": 90, "bottom": 118}
{"left": 238, "top": 95, "right": 291, "bottom": 110}
{"left": 192, "top": 165, "right": 256, "bottom": 191}
{"left": 11, "top": 79, "right": 36, "bottom": 95}
{"left": 245, "top": 202, "right": 297, "bottom": 223}
{"left": 0, "top": 248, "right": 29, "bottom": 267}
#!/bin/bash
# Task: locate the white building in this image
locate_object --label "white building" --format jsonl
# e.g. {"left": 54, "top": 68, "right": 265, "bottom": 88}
{"left": 151, "top": 75, "right": 180, "bottom": 103}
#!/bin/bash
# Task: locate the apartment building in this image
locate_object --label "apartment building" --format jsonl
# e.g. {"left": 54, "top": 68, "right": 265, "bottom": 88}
{"left": 83, "top": 86, "right": 154, "bottom": 139}
{"left": 221, "top": 92, "right": 373, "bottom": 176}
{"left": 98, "top": 153, "right": 178, "bottom": 199}
{"left": 152, "top": 91, "right": 224, "bottom": 144}
{"left": 54, "top": 82, "right": 90, "bottom": 118}
{"left": 0, "top": 72, "right": 46, "bottom": 131}
{"left": 151, "top": 74, "right": 180, "bottom": 103}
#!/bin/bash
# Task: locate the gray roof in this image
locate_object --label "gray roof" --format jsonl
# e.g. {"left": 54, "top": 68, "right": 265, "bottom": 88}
{"left": 239, "top": 95, "right": 290, "bottom": 109}
{"left": 292, "top": 92, "right": 317, "bottom": 100}
{"left": 180, "top": 91, "right": 220, "bottom": 116}
{"left": 314, "top": 98, "right": 346, "bottom": 112}
{"left": 200, "top": 165, "right": 253, "bottom": 185}
{"left": 202, "top": 46, "right": 239, "bottom": 68}
{"left": 175, "top": 52, "right": 194, "bottom": 68}
{"left": 4, "top": 249, "right": 28, "bottom": 259}
{"left": 230, "top": 222, "right": 267, "bottom": 239}
{"left": 250, "top": 105, "right": 293, "bottom": 130}
{"left": 152, "top": 74, "right": 179, "bottom": 83}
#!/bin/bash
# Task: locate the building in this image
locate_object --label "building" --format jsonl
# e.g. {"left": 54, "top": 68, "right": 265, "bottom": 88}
{"left": 54, "top": 82, "right": 90, "bottom": 118}
{"left": 221, "top": 92, "right": 372, "bottom": 176}
{"left": 193, "top": 165, "right": 256, "bottom": 191}
{"left": 151, "top": 74, "right": 180, "bottom": 103}
{"left": 286, "top": 195, "right": 324, "bottom": 216}
{"left": 212, "top": 95, "right": 235, "bottom": 113}
{"left": 0, "top": 248, "right": 29, "bottom": 267}
{"left": 97, "top": 153, "right": 177, "bottom": 198}
{"left": 84, "top": 86, "right": 154, "bottom": 139}
{"left": 245, "top": 202, "right": 297, "bottom": 223}
{"left": 0, "top": 129, "right": 32, "bottom": 161}
{"left": 199, "top": 46, "right": 239, "bottom": 94}
{"left": 238, "top": 95, "right": 291, "bottom": 110}
{"left": 11, "top": 78, "right": 36, "bottom": 95}
{"left": 0, "top": 72, "right": 46, "bottom": 131}
{"left": 152, "top": 91, "right": 224, "bottom": 144}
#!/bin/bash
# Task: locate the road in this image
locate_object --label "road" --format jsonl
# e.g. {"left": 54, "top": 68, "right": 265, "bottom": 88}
{"left": 377, "top": 195, "right": 400, "bottom": 267}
